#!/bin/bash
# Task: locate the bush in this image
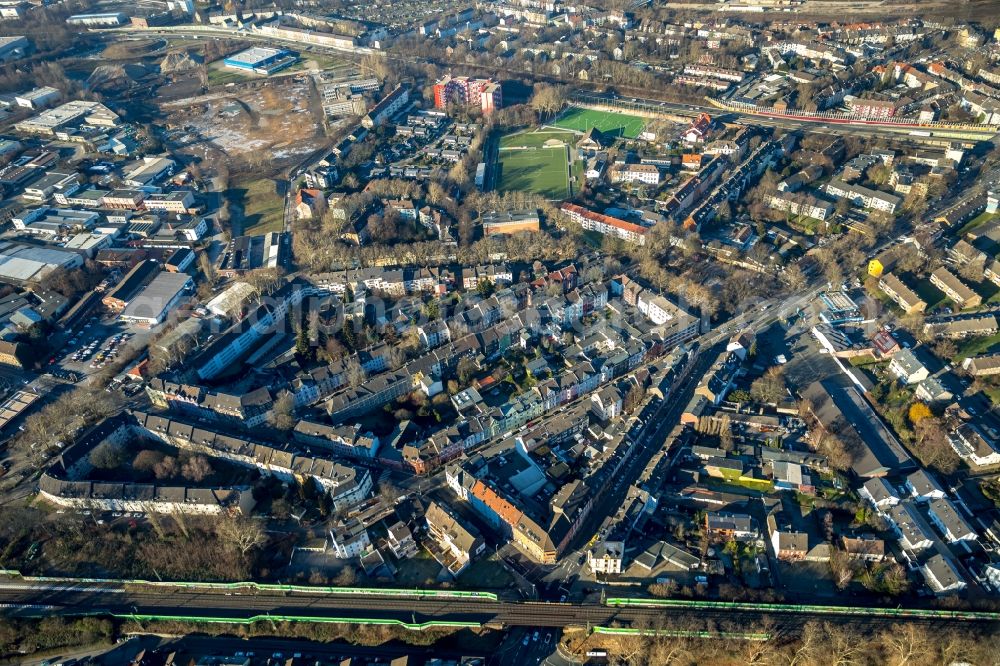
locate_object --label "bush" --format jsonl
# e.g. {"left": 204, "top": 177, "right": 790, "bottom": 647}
{"left": 181, "top": 454, "right": 213, "bottom": 482}
{"left": 132, "top": 449, "right": 164, "bottom": 474}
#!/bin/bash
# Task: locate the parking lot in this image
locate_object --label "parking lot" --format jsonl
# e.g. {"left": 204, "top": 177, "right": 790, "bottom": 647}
{"left": 45, "top": 315, "right": 146, "bottom": 381}
{"left": 55, "top": 508, "right": 149, "bottom": 527}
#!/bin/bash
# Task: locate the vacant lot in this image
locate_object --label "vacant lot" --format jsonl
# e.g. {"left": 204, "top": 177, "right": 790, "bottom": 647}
{"left": 497, "top": 145, "right": 570, "bottom": 200}
{"left": 161, "top": 78, "right": 323, "bottom": 173}
{"left": 552, "top": 106, "right": 646, "bottom": 139}
{"left": 233, "top": 178, "right": 284, "bottom": 236}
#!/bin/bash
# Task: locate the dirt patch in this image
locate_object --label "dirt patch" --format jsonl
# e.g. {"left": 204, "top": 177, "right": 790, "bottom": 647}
{"left": 161, "top": 78, "right": 323, "bottom": 174}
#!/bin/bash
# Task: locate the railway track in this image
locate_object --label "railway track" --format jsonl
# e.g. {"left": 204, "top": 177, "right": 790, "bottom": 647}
{"left": 1, "top": 578, "right": 998, "bottom": 633}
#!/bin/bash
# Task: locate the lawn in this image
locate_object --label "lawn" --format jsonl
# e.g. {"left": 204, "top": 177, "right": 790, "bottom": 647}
{"left": 233, "top": 178, "right": 285, "bottom": 236}
{"left": 955, "top": 330, "right": 1000, "bottom": 361}
{"left": 393, "top": 550, "right": 444, "bottom": 586}
{"left": 207, "top": 60, "right": 261, "bottom": 86}
{"left": 913, "top": 277, "right": 948, "bottom": 312}
{"left": 496, "top": 145, "right": 571, "bottom": 200}
{"left": 455, "top": 555, "right": 515, "bottom": 589}
{"left": 552, "top": 106, "right": 647, "bottom": 139}
{"left": 287, "top": 54, "right": 346, "bottom": 73}
{"left": 956, "top": 210, "right": 998, "bottom": 238}
{"left": 500, "top": 129, "right": 577, "bottom": 149}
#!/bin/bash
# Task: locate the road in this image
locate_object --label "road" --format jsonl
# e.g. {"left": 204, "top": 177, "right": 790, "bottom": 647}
{"left": 393, "top": 282, "right": 854, "bottom": 603}
{"left": 0, "top": 580, "right": 995, "bottom": 634}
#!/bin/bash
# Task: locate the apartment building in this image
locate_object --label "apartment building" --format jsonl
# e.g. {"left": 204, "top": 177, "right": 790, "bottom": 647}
{"left": 878, "top": 273, "right": 926, "bottom": 314}
{"left": 362, "top": 85, "right": 409, "bottom": 128}
{"left": 609, "top": 163, "right": 661, "bottom": 185}
{"left": 825, "top": 179, "right": 901, "bottom": 213}
{"left": 767, "top": 191, "right": 834, "bottom": 220}
{"left": 433, "top": 75, "right": 503, "bottom": 115}
{"left": 929, "top": 266, "right": 981, "bottom": 309}
{"left": 560, "top": 203, "right": 647, "bottom": 246}
{"left": 424, "top": 500, "right": 485, "bottom": 575}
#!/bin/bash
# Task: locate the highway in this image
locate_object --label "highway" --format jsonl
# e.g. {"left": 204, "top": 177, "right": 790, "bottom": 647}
{"left": 0, "top": 580, "right": 996, "bottom": 633}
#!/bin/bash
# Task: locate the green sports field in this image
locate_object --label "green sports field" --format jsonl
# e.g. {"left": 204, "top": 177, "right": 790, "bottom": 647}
{"left": 496, "top": 145, "right": 571, "bottom": 200}
{"left": 500, "top": 129, "right": 578, "bottom": 149}
{"left": 552, "top": 106, "right": 647, "bottom": 138}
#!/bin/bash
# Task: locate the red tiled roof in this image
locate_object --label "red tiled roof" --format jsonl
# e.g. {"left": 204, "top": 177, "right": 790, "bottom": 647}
{"left": 560, "top": 203, "right": 647, "bottom": 236}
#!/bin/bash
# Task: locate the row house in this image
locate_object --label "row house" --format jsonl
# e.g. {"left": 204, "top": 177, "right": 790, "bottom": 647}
{"left": 923, "top": 313, "right": 998, "bottom": 339}
{"left": 292, "top": 420, "right": 380, "bottom": 460}
{"left": 145, "top": 379, "right": 274, "bottom": 428}
{"left": 929, "top": 266, "right": 981, "bottom": 309}
{"left": 39, "top": 474, "right": 255, "bottom": 516}
{"left": 878, "top": 273, "right": 926, "bottom": 314}
{"left": 130, "top": 410, "right": 373, "bottom": 497}
{"left": 461, "top": 264, "right": 513, "bottom": 289}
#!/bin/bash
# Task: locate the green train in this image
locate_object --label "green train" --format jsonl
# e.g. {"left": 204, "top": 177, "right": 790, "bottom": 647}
{"left": 605, "top": 597, "right": 1000, "bottom": 622}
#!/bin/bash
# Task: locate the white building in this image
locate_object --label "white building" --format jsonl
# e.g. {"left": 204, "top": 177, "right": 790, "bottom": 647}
{"left": 888, "top": 349, "right": 929, "bottom": 385}
{"left": 560, "top": 203, "right": 647, "bottom": 246}
{"left": 14, "top": 86, "right": 60, "bottom": 110}
{"left": 610, "top": 163, "right": 661, "bottom": 185}
{"left": 329, "top": 522, "right": 371, "bottom": 558}
{"left": 588, "top": 541, "right": 624, "bottom": 574}
{"left": 905, "top": 469, "right": 946, "bottom": 502}
{"left": 949, "top": 423, "right": 1000, "bottom": 469}
{"left": 326, "top": 464, "right": 373, "bottom": 510}
{"left": 922, "top": 554, "right": 967, "bottom": 595}
{"left": 927, "top": 498, "right": 977, "bottom": 544}
{"left": 824, "top": 179, "right": 901, "bottom": 213}
{"left": 887, "top": 502, "right": 935, "bottom": 552}
{"left": 860, "top": 477, "right": 900, "bottom": 512}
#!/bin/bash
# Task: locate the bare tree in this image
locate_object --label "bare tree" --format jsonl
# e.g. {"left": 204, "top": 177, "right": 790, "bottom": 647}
{"left": 333, "top": 565, "right": 357, "bottom": 586}
{"left": 751, "top": 366, "right": 786, "bottom": 404}
{"left": 719, "top": 413, "right": 734, "bottom": 451}
{"left": 344, "top": 356, "right": 366, "bottom": 387}
{"left": 216, "top": 515, "right": 267, "bottom": 556}
{"left": 270, "top": 393, "right": 297, "bottom": 431}
{"left": 881, "top": 623, "right": 932, "bottom": 666}
{"left": 829, "top": 549, "right": 855, "bottom": 590}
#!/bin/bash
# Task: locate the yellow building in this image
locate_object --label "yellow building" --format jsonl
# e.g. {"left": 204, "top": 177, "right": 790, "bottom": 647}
{"left": 868, "top": 249, "right": 899, "bottom": 277}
